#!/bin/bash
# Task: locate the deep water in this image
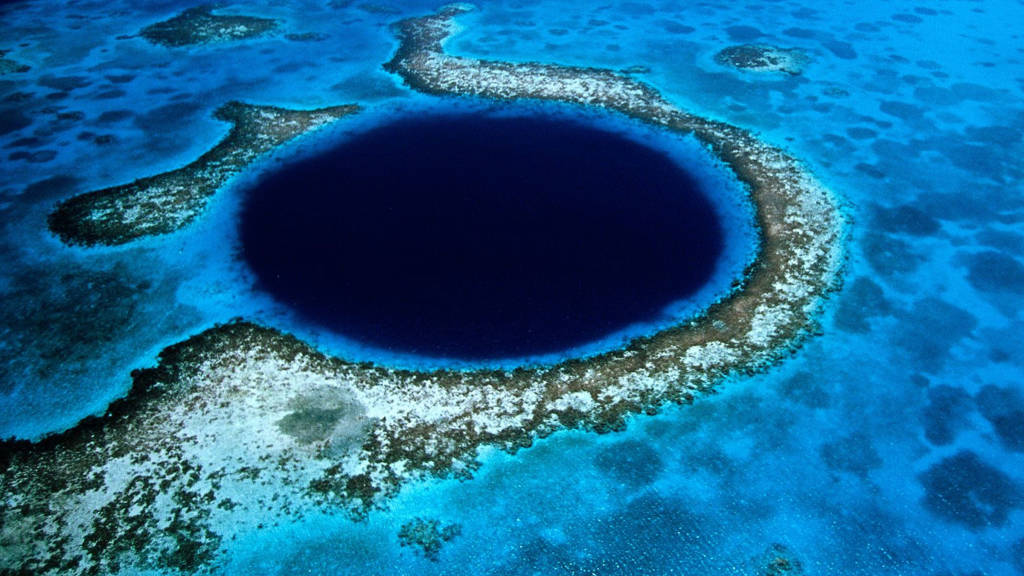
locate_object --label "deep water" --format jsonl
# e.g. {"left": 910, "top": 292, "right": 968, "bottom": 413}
{"left": 240, "top": 112, "right": 724, "bottom": 360}
{"left": 1, "top": 0, "right": 1023, "bottom": 574}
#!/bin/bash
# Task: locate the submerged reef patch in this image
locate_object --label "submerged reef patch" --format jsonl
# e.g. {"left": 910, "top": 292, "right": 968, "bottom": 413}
{"left": 398, "top": 517, "right": 462, "bottom": 560}
{"left": 2, "top": 5, "right": 845, "bottom": 574}
{"left": 48, "top": 102, "right": 359, "bottom": 246}
{"left": 139, "top": 5, "right": 278, "bottom": 47}
{"left": 919, "top": 450, "right": 1023, "bottom": 529}
{"left": 715, "top": 44, "right": 808, "bottom": 75}
{"left": 753, "top": 543, "right": 805, "bottom": 575}
{"left": 0, "top": 49, "right": 30, "bottom": 75}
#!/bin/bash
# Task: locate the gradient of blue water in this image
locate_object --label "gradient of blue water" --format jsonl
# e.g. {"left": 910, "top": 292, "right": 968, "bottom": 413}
{"left": 239, "top": 110, "right": 729, "bottom": 362}
{"left": 0, "top": 0, "right": 1022, "bottom": 574}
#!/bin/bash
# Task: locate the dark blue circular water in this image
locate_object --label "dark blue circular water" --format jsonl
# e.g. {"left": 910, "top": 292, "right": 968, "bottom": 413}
{"left": 239, "top": 112, "right": 724, "bottom": 361}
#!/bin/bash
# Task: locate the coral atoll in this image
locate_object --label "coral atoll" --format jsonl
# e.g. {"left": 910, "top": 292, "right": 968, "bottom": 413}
{"left": 2, "top": 5, "right": 845, "bottom": 574}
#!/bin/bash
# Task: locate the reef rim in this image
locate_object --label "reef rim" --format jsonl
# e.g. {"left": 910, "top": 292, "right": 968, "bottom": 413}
{"left": 1, "top": 5, "right": 847, "bottom": 575}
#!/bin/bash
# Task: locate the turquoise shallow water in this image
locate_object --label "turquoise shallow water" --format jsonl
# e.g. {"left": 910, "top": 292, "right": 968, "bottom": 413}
{"left": 1, "top": 0, "right": 1022, "bottom": 574}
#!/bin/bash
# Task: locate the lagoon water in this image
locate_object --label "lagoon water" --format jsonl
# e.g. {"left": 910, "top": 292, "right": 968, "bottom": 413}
{"left": 1, "top": 0, "right": 1023, "bottom": 574}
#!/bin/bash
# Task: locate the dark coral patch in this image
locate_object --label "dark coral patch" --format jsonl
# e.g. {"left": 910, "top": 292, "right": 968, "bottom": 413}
{"left": 715, "top": 44, "right": 806, "bottom": 75}
{"left": 0, "top": 57, "right": 30, "bottom": 75}
{"left": 976, "top": 385, "right": 1024, "bottom": 452}
{"left": 500, "top": 493, "right": 722, "bottom": 574}
{"left": 892, "top": 13, "right": 924, "bottom": 24}
{"left": 753, "top": 543, "right": 805, "bottom": 575}
{"left": 8, "top": 150, "right": 57, "bottom": 163}
{"left": 975, "top": 230, "right": 1024, "bottom": 256}
{"left": 869, "top": 203, "right": 941, "bottom": 236}
{"left": 862, "top": 233, "right": 924, "bottom": 276}
{"left": 0, "top": 107, "right": 31, "bottom": 135}
{"left": 845, "top": 127, "right": 877, "bottom": 140}
{"left": 782, "top": 27, "right": 816, "bottom": 39}
{"left": 951, "top": 82, "right": 1001, "bottom": 102}
{"left": 833, "top": 276, "right": 890, "bottom": 333}
{"left": 133, "top": 101, "right": 204, "bottom": 134}
{"left": 397, "top": 518, "right": 461, "bottom": 561}
{"left": 725, "top": 25, "right": 763, "bottom": 42}
{"left": 919, "top": 451, "right": 1022, "bottom": 529}
{"left": 962, "top": 250, "right": 1024, "bottom": 293}
{"left": 22, "top": 175, "right": 80, "bottom": 200}
{"left": 140, "top": 5, "right": 278, "bottom": 47}
{"left": 105, "top": 73, "right": 135, "bottom": 84}
{"left": 791, "top": 7, "right": 818, "bottom": 20}
{"left": 594, "top": 439, "right": 664, "bottom": 487}
{"left": 778, "top": 371, "right": 831, "bottom": 409}
{"left": 921, "top": 385, "right": 973, "bottom": 446}
{"left": 854, "top": 163, "right": 886, "bottom": 179}
{"left": 285, "top": 32, "right": 328, "bottom": 42}
{"left": 93, "top": 89, "right": 126, "bottom": 100}
{"left": 820, "top": 39, "right": 857, "bottom": 60}
{"left": 893, "top": 297, "right": 977, "bottom": 373}
{"left": 97, "top": 109, "right": 134, "bottom": 123}
{"left": 659, "top": 20, "right": 695, "bottom": 34}
{"left": 820, "top": 432, "right": 882, "bottom": 477}
{"left": 37, "top": 74, "right": 91, "bottom": 91}
{"left": 879, "top": 100, "right": 925, "bottom": 121}
{"left": 963, "top": 125, "right": 1023, "bottom": 146}
{"left": 5, "top": 136, "right": 45, "bottom": 148}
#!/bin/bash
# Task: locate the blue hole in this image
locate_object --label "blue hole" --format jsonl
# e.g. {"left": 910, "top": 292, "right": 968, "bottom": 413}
{"left": 239, "top": 111, "right": 725, "bottom": 361}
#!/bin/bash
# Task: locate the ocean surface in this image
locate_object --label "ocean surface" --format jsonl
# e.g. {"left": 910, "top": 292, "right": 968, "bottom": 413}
{"left": 1, "top": 0, "right": 1022, "bottom": 574}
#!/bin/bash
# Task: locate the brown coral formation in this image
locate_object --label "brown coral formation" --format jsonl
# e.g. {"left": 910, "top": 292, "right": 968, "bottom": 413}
{"left": 139, "top": 5, "right": 278, "bottom": 47}
{"left": 47, "top": 102, "right": 360, "bottom": 246}
{"left": 715, "top": 44, "right": 808, "bottom": 75}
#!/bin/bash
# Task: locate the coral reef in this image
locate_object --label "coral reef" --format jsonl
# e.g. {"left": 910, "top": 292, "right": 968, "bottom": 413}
{"left": 139, "top": 5, "right": 278, "bottom": 47}
{"left": 715, "top": 44, "right": 808, "bottom": 75}
{"left": 2, "top": 6, "right": 845, "bottom": 574}
{"left": 755, "top": 543, "right": 805, "bottom": 575}
{"left": 397, "top": 517, "right": 462, "bottom": 560}
{"left": 48, "top": 102, "right": 360, "bottom": 246}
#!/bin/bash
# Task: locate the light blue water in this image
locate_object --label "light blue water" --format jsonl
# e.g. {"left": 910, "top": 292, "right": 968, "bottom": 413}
{"left": 1, "top": 0, "right": 1022, "bottom": 574}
